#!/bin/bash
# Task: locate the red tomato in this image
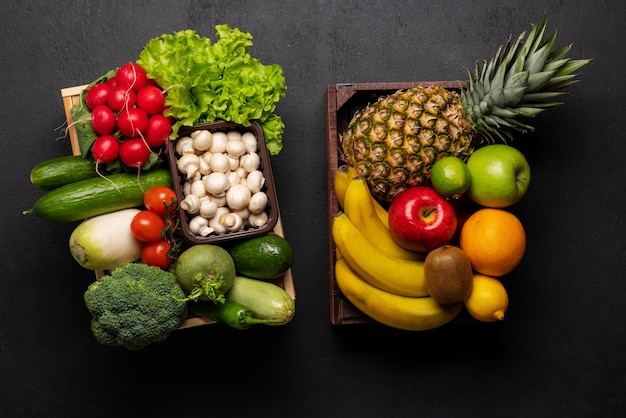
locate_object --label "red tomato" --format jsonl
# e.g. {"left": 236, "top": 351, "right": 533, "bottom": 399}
{"left": 144, "top": 186, "right": 177, "bottom": 216}
{"left": 141, "top": 239, "right": 174, "bottom": 269}
{"left": 130, "top": 210, "right": 166, "bottom": 242}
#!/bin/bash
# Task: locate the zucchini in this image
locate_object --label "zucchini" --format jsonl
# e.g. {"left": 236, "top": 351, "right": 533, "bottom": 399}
{"left": 225, "top": 275, "right": 295, "bottom": 325}
{"left": 29, "top": 155, "right": 99, "bottom": 190}
{"left": 188, "top": 300, "right": 289, "bottom": 330}
{"left": 24, "top": 169, "right": 172, "bottom": 222}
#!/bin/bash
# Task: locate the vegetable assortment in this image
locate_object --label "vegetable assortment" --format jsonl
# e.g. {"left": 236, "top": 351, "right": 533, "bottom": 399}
{"left": 24, "top": 24, "right": 295, "bottom": 350}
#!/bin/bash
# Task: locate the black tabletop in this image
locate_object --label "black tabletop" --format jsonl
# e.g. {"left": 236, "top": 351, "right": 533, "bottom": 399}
{"left": 3, "top": 1, "right": 625, "bottom": 417}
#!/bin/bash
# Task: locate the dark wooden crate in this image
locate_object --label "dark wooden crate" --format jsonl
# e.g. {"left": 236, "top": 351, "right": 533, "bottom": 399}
{"left": 325, "top": 81, "right": 466, "bottom": 325}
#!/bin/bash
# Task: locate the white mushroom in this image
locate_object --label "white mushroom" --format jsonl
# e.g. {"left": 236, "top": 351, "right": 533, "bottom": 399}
{"left": 208, "top": 207, "right": 230, "bottom": 234}
{"left": 226, "top": 184, "right": 252, "bottom": 210}
{"left": 240, "top": 152, "right": 260, "bottom": 172}
{"left": 209, "top": 194, "right": 227, "bottom": 207}
{"left": 219, "top": 212, "right": 244, "bottom": 232}
{"left": 201, "top": 151, "right": 213, "bottom": 165}
{"left": 189, "top": 170, "right": 202, "bottom": 183}
{"left": 182, "top": 180, "right": 192, "bottom": 196}
{"left": 175, "top": 136, "right": 195, "bottom": 155}
{"left": 188, "top": 215, "right": 213, "bottom": 236}
{"left": 208, "top": 152, "right": 230, "bottom": 173}
{"left": 241, "top": 132, "right": 258, "bottom": 153}
{"left": 232, "top": 207, "right": 250, "bottom": 221}
{"left": 246, "top": 170, "right": 265, "bottom": 193}
{"left": 248, "top": 191, "right": 268, "bottom": 214}
{"left": 177, "top": 153, "right": 201, "bottom": 179}
{"left": 198, "top": 156, "right": 211, "bottom": 175}
{"left": 226, "top": 139, "right": 246, "bottom": 158}
{"left": 209, "top": 132, "right": 228, "bottom": 153}
{"left": 234, "top": 166, "right": 247, "bottom": 179}
{"left": 203, "top": 172, "right": 230, "bottom": 197}
{"left": 228, "top": 155, "right": 240, "bottom": 172}
{"left": 191, "top": 129, "right": 213, "bottom": 151}
{"left": 199, "top": 197, "right": 218, "bottom": 218}
{"left": 190, "top": 179, "right": 207, "bottom": 198}
{"left": 226, "top": 171, "right": 242, "bottom": 188}
{"left": 247, "top": 211, "right": 269, "bottom": 227}
{"left": 226, "top": 130, "right": 242, "bottom": 142}
{"left": 180, "top": 194, "right": 201, "bottom": 214}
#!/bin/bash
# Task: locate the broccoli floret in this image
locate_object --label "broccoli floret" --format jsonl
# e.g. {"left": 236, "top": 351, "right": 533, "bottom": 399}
{"left": 84, "top": 263, "right": 188, "bottom": 350}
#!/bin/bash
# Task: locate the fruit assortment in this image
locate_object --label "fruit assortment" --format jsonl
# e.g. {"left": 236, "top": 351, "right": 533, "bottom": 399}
{"left": 23, "top": 25, "right": 295, "bottom": 350}
{"left": 331, "top": 16, "right": 590, "bottom": 329}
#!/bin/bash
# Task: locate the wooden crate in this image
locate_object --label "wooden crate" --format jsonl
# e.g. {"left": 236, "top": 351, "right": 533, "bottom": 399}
{"left": 61, "top": 85, "right": 295, "bottom": 329}
{"left": 325, "top": 81, "right": 465, "bottom": 325}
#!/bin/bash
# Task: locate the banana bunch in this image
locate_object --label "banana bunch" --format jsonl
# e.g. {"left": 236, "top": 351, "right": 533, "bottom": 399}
{"left": 332, "top": 167, "right": 462, "bottom": 331}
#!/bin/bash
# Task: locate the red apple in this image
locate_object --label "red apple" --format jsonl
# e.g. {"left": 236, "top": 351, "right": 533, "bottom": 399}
{"left": 388, "top": 186, "right": 458, "bottom": 253}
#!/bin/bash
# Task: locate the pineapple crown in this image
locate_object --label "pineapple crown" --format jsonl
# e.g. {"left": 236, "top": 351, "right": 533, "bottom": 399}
{"left": 460, "top": 14, "right": 591, "bottom": 143}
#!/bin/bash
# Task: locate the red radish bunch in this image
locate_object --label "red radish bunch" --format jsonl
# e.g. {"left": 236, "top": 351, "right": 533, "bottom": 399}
{"left": 83, "top": 62, "right": 171, "bottom": 170}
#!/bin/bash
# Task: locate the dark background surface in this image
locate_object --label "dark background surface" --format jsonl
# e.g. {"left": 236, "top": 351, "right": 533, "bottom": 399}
{"left": 2, "top": 1, "right": 625, "bottom": 417}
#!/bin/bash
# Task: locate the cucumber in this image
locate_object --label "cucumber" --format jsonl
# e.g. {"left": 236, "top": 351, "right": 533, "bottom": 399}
{"left": 225, "top": 275, "right": 295, "bottom": 325}
{"left": 29, "top": 155, "right": 99, "bottom": 190}
{"left": 226, "top": 233, "right": 294, "bottom": 280}
{"left": 24, "top": 169, "right": 172, "bottom": 222}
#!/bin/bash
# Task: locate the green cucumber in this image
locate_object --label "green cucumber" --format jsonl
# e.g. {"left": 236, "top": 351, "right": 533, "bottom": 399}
{"left": 24, "top": 169, "right": 172, "bottom": 222}
{"left": 187, "top": 300, "right": 288, "bottom": 330}
{"left": 225, "top": 275, "right": 295, "bottom": 325}
{"left": 29, "top": 155, "right": 99, "bottom": 190}
{"left": 226, "top": 233, "right": 294, "bottom": 280}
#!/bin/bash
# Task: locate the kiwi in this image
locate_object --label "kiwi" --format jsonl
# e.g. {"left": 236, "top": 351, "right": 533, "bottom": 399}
{"left": 424, "top": 245, "right": 473, "bottom": 304}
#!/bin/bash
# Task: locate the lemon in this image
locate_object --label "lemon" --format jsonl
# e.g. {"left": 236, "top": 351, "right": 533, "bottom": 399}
{"left": 430, "top": 156, "right": 471, "bottom": 199}
{"left": 464, "top": 274, "right": 509, "bottom": 322}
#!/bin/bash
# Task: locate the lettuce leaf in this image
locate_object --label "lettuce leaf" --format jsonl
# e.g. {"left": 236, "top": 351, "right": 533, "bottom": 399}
{"left": 137, "top": 25, "right": 287, "bottom": 155}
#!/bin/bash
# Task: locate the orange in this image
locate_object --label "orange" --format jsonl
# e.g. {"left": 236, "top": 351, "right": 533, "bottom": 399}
{"left": 459, "top": 208, "right": 526, "bottom": 276}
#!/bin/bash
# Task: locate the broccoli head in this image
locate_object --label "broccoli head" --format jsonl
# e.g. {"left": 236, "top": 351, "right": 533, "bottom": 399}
{"left": 84, "top": 263, "right": 188, "bottom": 350}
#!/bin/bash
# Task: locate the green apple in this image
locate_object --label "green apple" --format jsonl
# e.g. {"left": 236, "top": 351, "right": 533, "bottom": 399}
{"left": 466, "top": 144, "right": 530, "bottom": 208}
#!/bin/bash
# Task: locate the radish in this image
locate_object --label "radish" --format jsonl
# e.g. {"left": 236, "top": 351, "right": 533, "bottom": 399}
{"left": 117, "top": 107, "right": 149, "bottom": 138}
{"left": 90, "top": 105, "right": 117, "bottom": 135}
{"left": 116, "top": 62, "right": 148, "bottom": 92}
{"left": 85, "top": 83, "right": 112, "bottom": 110}
{"left": 92, "top": 135, "right": 120, "bottom": 164}
{"left": 119, "top": 137, "right": 151, "bottom": 168}
{"left": 136, "top": 85, "right": 165, "bottom": 115}
{"left": 145, "top": 114, "right": 171, "bottom": 147}
{"left": 91, "top": 135, "right": 120, "bottom": 179}
{"left": 108, "top": 85, "right": 136, "bottom": 112}
{"left": 145, "top": 78, "right": 160, "bottom": 89}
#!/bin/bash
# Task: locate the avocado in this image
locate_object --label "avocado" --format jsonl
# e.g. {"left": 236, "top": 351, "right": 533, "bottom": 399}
{"left": 424, "top": 245, "right": 473, "bottom": 304}
{"left": 226, "top": 233, "right": 294, "bottom": 280}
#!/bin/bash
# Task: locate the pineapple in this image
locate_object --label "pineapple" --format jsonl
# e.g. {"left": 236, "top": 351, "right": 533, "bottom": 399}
{"left": 340, "top": 16, "right": 590, "bottom": 202}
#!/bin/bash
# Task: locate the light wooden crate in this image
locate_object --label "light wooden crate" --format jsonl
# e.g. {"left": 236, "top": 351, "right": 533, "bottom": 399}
{"left": 61, "top": 85, "right": 295, "bottom": 329}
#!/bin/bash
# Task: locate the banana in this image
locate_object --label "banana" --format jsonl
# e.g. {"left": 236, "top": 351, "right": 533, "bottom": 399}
{"left": 343, "top": 176, "right": 422, "bottom": 261}
{"left": 334, "top": 164, "right": 390, "bottom": 227}
{"left": 335, "top": 258, "right": 462, "bottom": 331}
{"left": 333, "top": 165, "right": 354, "bottom": 209}
{"left": 332, "top": 213, "right": 429, "bottom": 297}
{"left": 372, "top": 198, "right": 390, "bottom": 228}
